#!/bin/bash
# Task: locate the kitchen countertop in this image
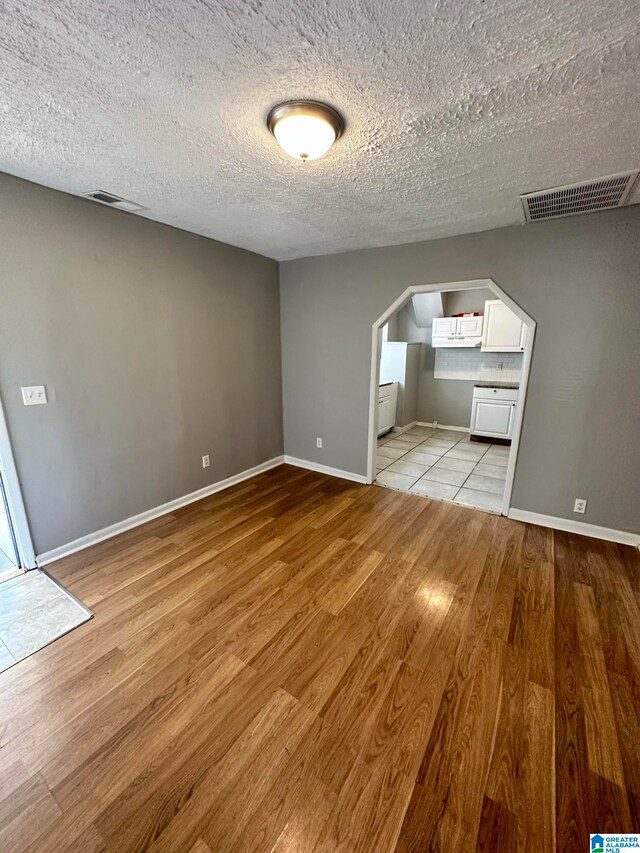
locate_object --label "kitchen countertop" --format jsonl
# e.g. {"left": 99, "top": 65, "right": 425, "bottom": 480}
{"left": 473, "top": 382, "right": 520, "bottom": 390}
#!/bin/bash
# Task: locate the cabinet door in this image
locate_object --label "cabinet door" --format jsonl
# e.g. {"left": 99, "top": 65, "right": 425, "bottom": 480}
{"left": 456, "top": 315, "right": 483, "bottom": 338}
{"left": 378, "top": 397, "right": 392, "bottom": 435}
{"left": 471, "top": 400, "right": 515, "bottom": 438}
{"left": 482, "top": 300, "right": 525, "bottom": 351}
{"left": 432, "top": 316, "right": 457, "bottom": 340}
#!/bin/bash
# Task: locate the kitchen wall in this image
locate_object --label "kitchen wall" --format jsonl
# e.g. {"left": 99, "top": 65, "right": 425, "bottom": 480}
{"left": 384, "top": 311, "right": 400, "bottom": 341}
{"left": 395, "top": 302, "right": 430, "bottom": 344}
{"left": 0, "top": 173, "right": 283, "bottom": 555}
{"left": 443, "top": 287, "right": 493, "bottom": 315}
{"left": 403, "top": 345, "right": 420, "bottom": 426}
{"left": 418, "top": 346, "right": 476, "bottom": 428}
{"left": 280, "top": 205, "right": 640, "bottom": 534}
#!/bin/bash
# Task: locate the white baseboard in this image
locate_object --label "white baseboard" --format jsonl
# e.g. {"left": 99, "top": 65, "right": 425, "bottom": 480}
{"left": 390, "top": 421, "right": 418, "bottom": 435}
{"left": 284, "top": 456, "right": 368, "bottom": 484}
{"left": 37, "top": 456, "right": 285, "bottom": 566}
{"left": 507, "top": 508, "right": 640, "bottom": 547}
{"left": 417, "top": 421, "right": 470, "bottom": 433}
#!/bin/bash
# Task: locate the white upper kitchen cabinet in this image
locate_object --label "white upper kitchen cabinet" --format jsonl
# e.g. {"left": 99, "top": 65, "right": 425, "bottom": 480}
{"left": 481, "top": 300, "right": 526, "bottom": 352}
{"left": 432, "top": 316, "right": 457, "bottom": 339}
{"left": 456, "top": 315, "right": 483, "bottom": 338}
{"left": 432, "top": 314, "right": 484, "bottom": 347}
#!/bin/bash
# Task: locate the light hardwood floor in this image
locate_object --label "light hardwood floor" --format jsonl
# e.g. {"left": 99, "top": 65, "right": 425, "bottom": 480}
{"left": 0, "top": 464, "right": 638, "bottom": 852}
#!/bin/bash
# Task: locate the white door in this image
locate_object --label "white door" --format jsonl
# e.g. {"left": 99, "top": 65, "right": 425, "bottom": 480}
{"left": 482, "top": 300, "right": 526, "bottom": 351}
{"left": 432, "top": 316, "right": 457, "bottom": 340}
{"left": 456, "top": 315, "right": 483, "bottom": 338}
{"left": 471, "top": 400, "right": 516, "bottom": 438}
{"left": 378, "top": 397, "right": 392, "bottom": 435}
{"left": 0, "top": 476, "right": 19, "bottom": 575}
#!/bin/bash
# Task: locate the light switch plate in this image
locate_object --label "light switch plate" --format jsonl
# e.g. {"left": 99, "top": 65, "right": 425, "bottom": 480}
{"left": 21, "top": 385, "right": 47, "bottom": 406}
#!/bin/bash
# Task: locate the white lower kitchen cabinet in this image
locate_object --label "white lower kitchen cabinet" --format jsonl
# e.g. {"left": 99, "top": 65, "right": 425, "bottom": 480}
{"left": 377, "top": 382, "right": 398, "bottom": 436}
{"left": 470, "top": 386, "right": 518, "bottom": 439}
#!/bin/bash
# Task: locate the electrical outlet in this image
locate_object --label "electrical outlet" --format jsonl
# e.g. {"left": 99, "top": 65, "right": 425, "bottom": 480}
{"left": 573, "top": 498, "right": 587, "bottom": 514}
{"left": 316, "top": 437, "right": 322, "bottom": 448}
{"left": 202, "top": 454, "right": 210, "bottom": 469}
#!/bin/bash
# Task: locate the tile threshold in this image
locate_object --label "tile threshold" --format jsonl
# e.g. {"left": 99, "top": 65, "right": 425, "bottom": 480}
{"left": 0, "top": 570, "right": 93, "bottom": 673}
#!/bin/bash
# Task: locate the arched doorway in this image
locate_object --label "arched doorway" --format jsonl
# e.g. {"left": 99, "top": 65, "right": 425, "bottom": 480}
{"left": 367, "top": 279, "right": 536, "bottom": 516}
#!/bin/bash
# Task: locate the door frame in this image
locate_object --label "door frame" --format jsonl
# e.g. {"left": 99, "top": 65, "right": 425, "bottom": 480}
{"left": 366, "top": 278, "right": 536, "bottom": 517}
{"left": 0, "top": 394, "right": 36, "bottom": 568}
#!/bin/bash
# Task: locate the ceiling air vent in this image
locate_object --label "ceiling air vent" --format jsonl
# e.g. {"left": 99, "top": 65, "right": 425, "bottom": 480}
{"left": 521, "top": 171, "right": 639, "bottom": 222}
{"left": 83, "top": 190, "right": 146, "bottom": 212}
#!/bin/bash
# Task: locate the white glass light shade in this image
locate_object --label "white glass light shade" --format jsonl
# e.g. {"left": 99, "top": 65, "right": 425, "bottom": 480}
{"left": 273, "top": 113, "right": 336, "bottom": 161}
{"left": 267, "top": 101, "right": 344, "bottom": 162}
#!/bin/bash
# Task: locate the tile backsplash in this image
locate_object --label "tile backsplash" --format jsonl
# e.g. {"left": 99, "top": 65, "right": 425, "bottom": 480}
{"left": 434, "top": 349, "right": 523, "bottom": 382}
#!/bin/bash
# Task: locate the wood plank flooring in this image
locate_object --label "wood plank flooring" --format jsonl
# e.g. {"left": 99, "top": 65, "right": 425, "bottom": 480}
{"left": 0, "top": 464, "right": 638, "bottom": 852}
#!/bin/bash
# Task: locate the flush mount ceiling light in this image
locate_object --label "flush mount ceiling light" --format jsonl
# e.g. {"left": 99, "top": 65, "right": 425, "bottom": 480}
{"left": 267, "top": 100, "right": 345, "bottom": 162}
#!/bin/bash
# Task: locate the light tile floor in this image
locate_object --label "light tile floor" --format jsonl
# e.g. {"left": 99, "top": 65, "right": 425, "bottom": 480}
{"left": 0, "top": 570, "right": 92, "bottom": 672}
{"left": 376, "top": 425, "right": 511, "bottom": 514}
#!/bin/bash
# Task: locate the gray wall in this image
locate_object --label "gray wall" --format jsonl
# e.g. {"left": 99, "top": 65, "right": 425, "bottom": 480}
{"left": 280, "top": 206, "right": 640, "bottom": 533}
{"left": 0, "top": 174, "right": 283, "bottom": 554}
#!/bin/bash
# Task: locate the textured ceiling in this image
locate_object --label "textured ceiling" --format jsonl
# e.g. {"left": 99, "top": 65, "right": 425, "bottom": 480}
{"left": 1, "top": 0, "right": 639, "bottom": 260}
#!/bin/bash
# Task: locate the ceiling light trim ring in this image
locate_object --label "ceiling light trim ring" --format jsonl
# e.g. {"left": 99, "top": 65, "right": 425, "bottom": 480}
{"left": 267, "top": 100, "right": 345, "bottom": 161}
{"left": 266, "top": 100, "right": 345, "bottom": 140}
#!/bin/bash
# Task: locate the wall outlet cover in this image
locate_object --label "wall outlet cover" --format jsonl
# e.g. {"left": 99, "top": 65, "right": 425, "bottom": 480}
{"left": 573, "top": 498, "right": 587, "bottom": 514}
{"left": 316, "top": 437, "right": 322, "bottom": 448}
{"left": 21, "top": 385, "right": 47, "bottom": 406}
{"left": 202, "top": 455, "right": 210, "bottom": 468}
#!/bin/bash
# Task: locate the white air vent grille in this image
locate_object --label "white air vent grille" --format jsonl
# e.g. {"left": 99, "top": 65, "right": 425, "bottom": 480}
{"left": 83, "top": 190, "right": 146, "bottom": 212}
{"left": 521, "top": 171, "right": 638, "bottom": 222}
